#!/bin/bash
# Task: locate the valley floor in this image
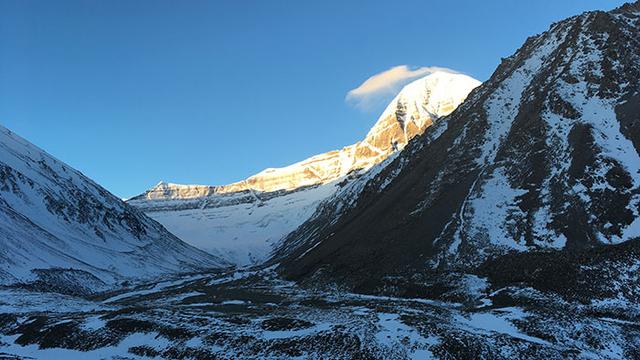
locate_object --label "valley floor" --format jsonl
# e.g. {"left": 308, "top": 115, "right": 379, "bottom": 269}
{"left": 0, "top": 266, "right": 638, "bottom": 359}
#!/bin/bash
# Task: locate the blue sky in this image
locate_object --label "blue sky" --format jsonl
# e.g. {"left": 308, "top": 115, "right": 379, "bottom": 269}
{"left": 0, "top": 0, "right": 626, "bottom": 198}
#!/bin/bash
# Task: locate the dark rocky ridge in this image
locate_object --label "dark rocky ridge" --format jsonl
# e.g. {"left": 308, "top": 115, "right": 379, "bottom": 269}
{"left": 275, "top": 2, "right": 640, "bottom": 296}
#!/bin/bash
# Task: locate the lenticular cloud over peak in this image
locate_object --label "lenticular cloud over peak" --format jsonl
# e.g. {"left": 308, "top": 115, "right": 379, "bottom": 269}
{"left": 346, "top": 65, "right": 461, "bottom": 111}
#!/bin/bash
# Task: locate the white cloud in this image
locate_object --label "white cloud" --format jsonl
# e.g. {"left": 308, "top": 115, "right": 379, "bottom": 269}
{"left": 346, "top": 65, "right": 460, "bottom": 111}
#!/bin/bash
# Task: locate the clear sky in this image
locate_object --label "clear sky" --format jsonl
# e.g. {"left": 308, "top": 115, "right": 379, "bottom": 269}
{"left": 0, "top": 0, "right": 627, "bottom": 198}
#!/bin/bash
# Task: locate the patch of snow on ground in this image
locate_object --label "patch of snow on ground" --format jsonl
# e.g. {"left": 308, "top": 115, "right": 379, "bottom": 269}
{"left": 81, "top": 315, "right": 107, "bottom": 331}
{"left": 375, "top": 313, "right": 438, "bottom": 359}
{"left": 455, "top": 307, "right": 549, "bottom": 345}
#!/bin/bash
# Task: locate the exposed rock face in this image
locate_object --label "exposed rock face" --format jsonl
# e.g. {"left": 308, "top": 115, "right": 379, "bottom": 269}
{"left": 0, "top": 125, "right": 226, "bottom": 292}
{"left": 277, "top": 3, "right": 640, "bottom": 293}
{"left": 129, "top": 72, "right": 480, "bottom": 265}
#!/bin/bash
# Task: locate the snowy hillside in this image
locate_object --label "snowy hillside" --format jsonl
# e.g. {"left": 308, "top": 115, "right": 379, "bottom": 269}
{"left": 0, "top": 125, "right": 226, "bottom": 292}
{"left": 129, "top": 72, "right": 480, "bottom": 265}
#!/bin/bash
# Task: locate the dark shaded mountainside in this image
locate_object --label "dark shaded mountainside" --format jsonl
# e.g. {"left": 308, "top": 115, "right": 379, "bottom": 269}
{"left": 276, "top": 2, "right": 640, "bottom": 298}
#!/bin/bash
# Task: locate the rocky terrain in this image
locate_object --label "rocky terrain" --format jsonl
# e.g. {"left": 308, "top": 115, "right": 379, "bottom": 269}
{"left": 1, "top": 265, "right": 638, "bottom": 359}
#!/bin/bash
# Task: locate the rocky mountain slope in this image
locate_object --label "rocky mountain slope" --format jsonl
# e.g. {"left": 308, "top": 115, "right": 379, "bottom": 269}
{"left": 129, "top": 72, "right": 480, "bottom": 265}
{"left": 0, "top": 125, "right": 226, "bottom": 293}
{"left": 277, "top": 2, "right": 640, "bottom": 297}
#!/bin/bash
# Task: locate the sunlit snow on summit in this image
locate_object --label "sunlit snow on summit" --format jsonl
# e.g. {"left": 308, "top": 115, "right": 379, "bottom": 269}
{"left": 346, "top": 65, "right": 462, "bottom": 111}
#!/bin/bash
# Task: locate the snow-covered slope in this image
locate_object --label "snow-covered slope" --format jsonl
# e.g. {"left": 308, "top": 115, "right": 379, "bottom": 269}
{"left": 0, "top": 125, "right": 226, "bottom": 292}
{"left": 278, "top": 3, "right": 640, "bottom": 291}
{"left": 133, "top": 183, "right": 340, "bottom": 265}
{"left": 129, "top": 72, "right": 480, "bottom": 265}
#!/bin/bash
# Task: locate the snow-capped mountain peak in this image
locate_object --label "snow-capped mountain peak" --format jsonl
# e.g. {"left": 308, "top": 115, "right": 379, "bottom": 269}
{"left": 135, "top": 71, "right": 480, "bottom": 201}
{"left": 129, "top": 71, "right": 480, "bottom": 265}
{"left": 374, "top": 71, "right": 481, "bottom": 138}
